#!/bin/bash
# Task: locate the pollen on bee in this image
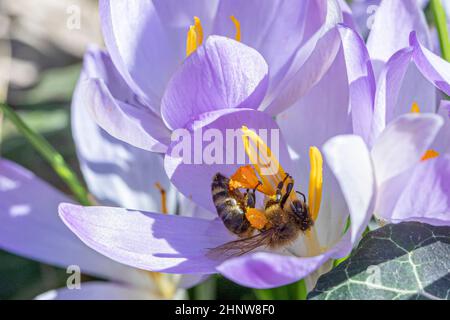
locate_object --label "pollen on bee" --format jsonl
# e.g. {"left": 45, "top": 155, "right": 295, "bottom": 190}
{"left": 245, "top": 208, "right": 268, "bottom": 230}
{"left": 229, "top": 165, "right": 272, "bottom": 195}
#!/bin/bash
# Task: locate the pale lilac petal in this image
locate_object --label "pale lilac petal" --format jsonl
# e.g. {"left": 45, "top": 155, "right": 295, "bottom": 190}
{"left": 213, "top": 0, "right": 327, "bottom": 84}
{"left": 433, "top": 101, "right": 450, "bottom": 154}
{"left": 338, "top": 25, "right": 376, "bottom": 143}
{"left": 410, "top": 32, "right": 450, "bottom": 96}
{"left": 263, "top": 26, "right": 342, "bottom": 115}
{"left": 262, "top": 0, "right": 343, "bottom": 115}
{"left": 372, "top": 48, "right": 437, "bottom": 142}
{"left": 59, "top": 203, "right": 234, "bottom": 274}
{"left": 217, "top": 233, "right": 352, "bottom": 289}
{"left": 72, "top": 81, "right": 177, "bottom": 212}
{"left": 0, "top": 160, "right": 147, "bottom": 285}
{"left": 76, "top": 47, "right": 170, "bottom": 153}
{"left": 379, "top": 155, "right": 450, "bottom": 226}
{"left": 337, "top": 0, "right": 356, "bottom": 29}
{"left": 161, "top": 36, "right": 269, "bottom": 130}
{"left": 35, "top": 282, "right": 158, "bottom": 300}
{"left": 99, "top": 0, "right": 177, "bottom": 108}
{"left": 367, "top": 0, "right": 431, "bottom": 71}
{"left": 323, "top": 135, "right": 375, "bottom": 245}
{"left": 165, "top": 109, "right": 291, "bottom": 212}
{"left": 371, "top": 114, "right": 444, "bottom": 186}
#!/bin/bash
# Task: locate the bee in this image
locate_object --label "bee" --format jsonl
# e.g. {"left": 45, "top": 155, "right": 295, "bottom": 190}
{"left": 210, "top": 172, "right": 314, "bottom": 257}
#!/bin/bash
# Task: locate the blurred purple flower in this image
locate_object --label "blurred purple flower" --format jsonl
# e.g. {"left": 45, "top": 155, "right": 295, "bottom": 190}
{"left": 324, "top": 0, "right": 450, "bottom": 228}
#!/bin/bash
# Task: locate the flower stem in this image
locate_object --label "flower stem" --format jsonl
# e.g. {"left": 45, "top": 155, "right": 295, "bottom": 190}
{"left": 431, "top": 0, "right": 450, "bottom": 62}
{"left": 0, "top": 103, "right": 91, "bottom": 205}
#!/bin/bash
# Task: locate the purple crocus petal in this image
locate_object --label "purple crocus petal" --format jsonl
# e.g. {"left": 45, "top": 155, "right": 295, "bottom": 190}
{"left": 59, "top": 203, "right": 235, "bottom": 274}
{"left": 165, "top": 108, "right": 291, "bottom": 212}
{"left": 212, "top": 0, "right": 327, "bottom": 84}
{"left": 371, "top": 48, "right": 414, "bottom": 140}
{"left": 338, "top": 25, "right": 375, "bottom": 144}
{"left": 433, "top": 101, "right": 450, "bottom": 154}
{"left": 323, "top": 135, "right": 375, "bottom": 245}
{"left": 371, "top": 114, "right": 443, "bottom": 187}
{"left": 0, "top": 160, "right": 146, "bottom": 285}
{"left": 337, "top": 0, "right": 356, "bottom": 29}
{"left": 378, "top": 155, "right": 450, "bottom": 226}
{"left": 277, "top": 24, "right": 375, "bottom": 171}
{"left": 263, "top": 1, "right": 343, "bottom": 116}
{"left": 99, "top": 0, "right": 176, "bottom": 109}
{"left": 217, "top": 239, "right": 348, "bottom": 289}
{"left": 77, "top": 47, "right": 170, "bottom": 153}
{"left": 367, "top": 0, "right": 431, "bottom": 74}
{"left": 35, "top": 282, "right": 157, "bottom": 300}
{"left": 72, "top": 80, "right": 176, "bottom": 213}
{"left": 161, "top": 36, "right": 269, "bottom": 130}
{"left": 410, "top": 32, "right": 450, "bottom": 96}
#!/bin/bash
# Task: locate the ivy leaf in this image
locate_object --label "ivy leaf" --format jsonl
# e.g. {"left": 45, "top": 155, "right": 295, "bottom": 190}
{"left": 309, "top": 222, "right": 450, "bottom": 300}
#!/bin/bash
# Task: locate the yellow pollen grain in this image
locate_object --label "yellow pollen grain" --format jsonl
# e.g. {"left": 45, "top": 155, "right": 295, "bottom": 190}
{"left": 230, "top": 15, "right": 241, "bottom": 42}
{"left": 308, "top": 146, "right": 323, "bottom": 221}
{"left": 411, "top": 102, "right": 421, "bottom": 113}
{"left": 245, "top": 208, "right": 268, "bottom": 230}
{"left": 421, "top": 149, "right": 440, "bottom": 161}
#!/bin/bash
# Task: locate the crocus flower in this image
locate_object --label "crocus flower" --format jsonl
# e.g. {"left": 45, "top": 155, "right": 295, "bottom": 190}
{"left": 58, "top": 11, "right": 382, "bottom": 289}
{"left": 80, "top": 0, "right": 346, "bottom": 154}
{"left": 321, "top": 0, "right": 450, "bottom": 228}
{"left": 0, "top": 66, "right": 206, "bottom": 299}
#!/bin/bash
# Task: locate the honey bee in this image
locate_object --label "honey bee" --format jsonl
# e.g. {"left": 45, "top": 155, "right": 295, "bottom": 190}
{"left": 210, "top": 172, "right": 314, "bottom": 257}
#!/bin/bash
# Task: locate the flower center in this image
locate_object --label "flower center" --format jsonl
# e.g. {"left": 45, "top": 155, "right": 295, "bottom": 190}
{"left": 185, "top": 16, "right": 242, "bottom": 57}
{"left": 410, "top": 102, "right": 440, "bottom": 161}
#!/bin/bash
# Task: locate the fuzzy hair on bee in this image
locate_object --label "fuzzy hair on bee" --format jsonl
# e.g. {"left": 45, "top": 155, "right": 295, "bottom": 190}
{"left": 209, "top": 172, "right": 314, "bottom": 258}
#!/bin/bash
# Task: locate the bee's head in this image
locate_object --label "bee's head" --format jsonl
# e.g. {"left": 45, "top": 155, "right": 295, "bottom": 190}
{"left": 290, "top": 200, "right": 313, "bottom": 231}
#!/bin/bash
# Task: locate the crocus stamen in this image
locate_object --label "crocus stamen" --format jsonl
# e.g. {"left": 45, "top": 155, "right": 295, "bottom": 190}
{"left": 421, "top": 149, "right": 440, "bottom": 161}
{"left": 230, "top": 15, "right": 241, "bottom": 42}
{"left": 155, "top": 183, "right": 168, "bottom": 214}
{"left": 411, "top": 101, "right": 421, "bottom": 113}
{"left": 308, "top": 147, "right": 323, "bottom": 221}
{"left": 241, "top": 126, "right": 285, "bottom": 196}
{"left": 186, "top": 17, "right": 204, "bottom": 56}
{"left": 193, "top": 16, "right": 204, "bottom": 46}
{"left": 186, "top": 25, "right": 198, "bottom": 56}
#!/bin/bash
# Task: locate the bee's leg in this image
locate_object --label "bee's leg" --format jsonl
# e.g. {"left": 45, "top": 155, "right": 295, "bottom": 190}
{"left": 246, "top": 181, "right": 262, "bottom": 208}
{"left": 280, "top": 182, "right": 294, "bottom": 209}
{"left": 296, "top": 191, "right": 307, "bottom": 204}
{"left": 275, "top": 173, "right": 291, "bottom": 202}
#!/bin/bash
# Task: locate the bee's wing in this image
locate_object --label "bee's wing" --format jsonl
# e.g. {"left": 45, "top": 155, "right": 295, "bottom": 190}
{"left": 207, "top": 229, "right": 275, "bottom": 259}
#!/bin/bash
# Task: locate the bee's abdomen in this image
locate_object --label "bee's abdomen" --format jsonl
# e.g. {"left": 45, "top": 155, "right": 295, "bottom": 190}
{"left": 212, "top": 173, "right": 251, "bottom": 236}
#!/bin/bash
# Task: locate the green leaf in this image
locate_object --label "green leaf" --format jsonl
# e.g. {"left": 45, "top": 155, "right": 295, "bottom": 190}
{"left": 431, "top": 0, "right": 450, "bottom": 62}
{"left": 309, "top": 222, "right": 450, "bottom": 300}
{"left": 0, "top": 103, "right": 91, "bottom": 205}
